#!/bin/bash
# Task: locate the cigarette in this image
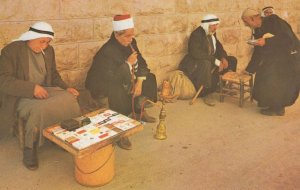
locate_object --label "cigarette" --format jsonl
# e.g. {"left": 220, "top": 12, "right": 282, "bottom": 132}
{"left": 40, "top": 48, "right": 45, "bottom": 55}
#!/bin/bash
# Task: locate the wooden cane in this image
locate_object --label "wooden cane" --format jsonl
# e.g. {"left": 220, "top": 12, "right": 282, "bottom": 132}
{"left": 189, "top": 85, "right": 204, "bottom": 105}
{"left": 189, "top": 67, "right": 217, "bottom": 105}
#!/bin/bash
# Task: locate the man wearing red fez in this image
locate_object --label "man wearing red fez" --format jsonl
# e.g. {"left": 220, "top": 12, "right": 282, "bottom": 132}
{"left": 179, "top": 14, "right": 237, "bottom": 106}
{"left": 86, "top": 14, "right": 157, "bottom": 149}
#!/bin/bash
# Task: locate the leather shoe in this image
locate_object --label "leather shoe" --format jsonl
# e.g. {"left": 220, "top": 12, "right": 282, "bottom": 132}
{"left": 260, "top": 107, "right": 285, "bottom": 116}
{"left": 202, "top": 94, "right": 215, "bottom": 106}
{"left": 117, "top": 137, "right": 132, "bottom": 150}
{"left": 23, "top": 147, "right": 38, "bottom": 170}
{"left": 140, "top": 111, "right": 156, "bottom": 123}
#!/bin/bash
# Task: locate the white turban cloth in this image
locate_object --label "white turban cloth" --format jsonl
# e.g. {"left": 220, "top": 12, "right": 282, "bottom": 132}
{"left": 112, "top": 14, "right": 134, "bottom": 31}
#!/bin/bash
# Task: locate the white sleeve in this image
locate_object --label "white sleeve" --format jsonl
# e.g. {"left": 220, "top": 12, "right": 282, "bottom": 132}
{"left": 215, "top": 59, "right": 221, "bottom": 66}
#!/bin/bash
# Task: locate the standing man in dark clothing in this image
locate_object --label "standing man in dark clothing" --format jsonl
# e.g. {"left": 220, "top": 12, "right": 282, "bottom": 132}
{"left": 241, "top": 8, "right": 299, "bottom": 116}
{"left": 85, "top": 14, "right": 157, "bottom": 149}
{"left": 179, "top": 14, "right": 237, "bottom": 106}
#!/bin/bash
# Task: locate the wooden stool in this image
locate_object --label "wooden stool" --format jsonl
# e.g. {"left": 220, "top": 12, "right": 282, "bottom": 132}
{"left": 74, "top": 144, "right": 115, "bottom": 187}
{"left": 219, "top": 71, "right": 253, "bottom": 107}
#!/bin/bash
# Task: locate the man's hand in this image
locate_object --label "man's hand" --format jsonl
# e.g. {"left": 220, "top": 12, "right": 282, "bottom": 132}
{"left": 67, "top": 88, "right": 80, "bottom": 97}
{"left": 127, "top": 51, "right": 138, "bottom": 66}
{"left": 219, "top": 58, "right": 229, "bottom": 72}
{"left": 133, "top": 80, "right": 143, "bottom": 97}
{"left": 34, "top": 84, "right": 48, "bottom": 99}
{"left": 255, "top": 38, "right": 265, "bottom": 46}
{"left": 240, "top": 69, "right": 250, "bottom": 75}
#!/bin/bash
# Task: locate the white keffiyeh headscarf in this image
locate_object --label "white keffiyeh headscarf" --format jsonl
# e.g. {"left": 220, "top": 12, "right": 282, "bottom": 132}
{"left": 16, "top": 22, "right": 54, "bottom": 41}
{"left": 200, "top": 14, "right": 220, "bottom": 56}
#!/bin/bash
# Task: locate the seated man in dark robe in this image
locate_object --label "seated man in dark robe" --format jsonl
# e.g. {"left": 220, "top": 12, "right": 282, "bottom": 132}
{"left": 241, "top": 8, "right": 299, "bottom": 116}
{"left": 0, "top": 22, "right": 81, "bottom": 170}
{"left": 179, "top": 14, "right": 237, "bottom": 106}
{"left": 85, "top": 14, "right": 157, "bottom": 150}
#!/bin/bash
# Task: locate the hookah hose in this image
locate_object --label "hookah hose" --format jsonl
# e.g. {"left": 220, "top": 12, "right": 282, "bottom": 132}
{"left": 129, "top": 43, "right": 138, "bottom": 120}
{"left": 131, "top": 95, "right": 149, "bottom": 121}
{"left": 128, "top": 43, "right": 149, "bottom": 122}
{"left": 131, "top": 88, "right": 148, "bottom": 121}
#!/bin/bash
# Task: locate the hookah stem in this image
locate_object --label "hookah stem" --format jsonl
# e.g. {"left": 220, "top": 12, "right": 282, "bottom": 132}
{"left": 131, "top": 95, "right": 136, "bottom": 119}
{"left": 129, "top": 43, "right": 136, "bottom": 90}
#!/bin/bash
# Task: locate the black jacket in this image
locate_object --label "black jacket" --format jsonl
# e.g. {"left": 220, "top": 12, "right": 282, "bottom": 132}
{"left": 85, "top": 33, "right": 150, "bottom": 99}
{"left": 179, "top": 26, "right": 228, "bottom": 76}
{"left": 245, "top": 14, "right": 299, "bottom": 107}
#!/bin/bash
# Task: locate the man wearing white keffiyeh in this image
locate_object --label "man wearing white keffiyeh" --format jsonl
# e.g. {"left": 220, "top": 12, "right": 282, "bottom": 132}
{"left": 179, "top": 14, "right": 237, "bottom": 106}
{"left": 0, "top": 22, "right": 81, "bottom": 170}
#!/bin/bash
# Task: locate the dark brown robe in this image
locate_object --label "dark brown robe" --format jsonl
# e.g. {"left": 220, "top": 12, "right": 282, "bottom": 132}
{"left": 85, "top": 33, "right": 157, "bottom": 116}
{"left": 246, "top": 15, "right": 299, "bottom": 108}
{"left": 179, "top": 26, "right": 237, "bottom": 96}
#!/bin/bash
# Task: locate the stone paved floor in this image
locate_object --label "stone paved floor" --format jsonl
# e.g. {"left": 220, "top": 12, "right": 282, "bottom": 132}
{"left": 1, "top": 94, "right": 300, "bottom": 190}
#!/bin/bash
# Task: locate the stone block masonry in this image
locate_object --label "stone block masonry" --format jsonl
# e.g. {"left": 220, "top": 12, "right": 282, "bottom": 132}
{"left": 0, "top": 0, "right": 299, "bottom": 89}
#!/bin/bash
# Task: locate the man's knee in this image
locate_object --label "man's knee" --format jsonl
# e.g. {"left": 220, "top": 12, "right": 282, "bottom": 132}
{"left": 94, "top": 96, "right": 109, "bottom": 109}
{"left": 146, "top": 73, "right": 156, "bottom": 83}
{"left": 194, "top": 60, "right": 213, "bottom": 79}
{"left": 142, "top": 73, "right": 158, "bottom": 102}
{"left": 201, "top": 60, "right": 213, "bottom": 72}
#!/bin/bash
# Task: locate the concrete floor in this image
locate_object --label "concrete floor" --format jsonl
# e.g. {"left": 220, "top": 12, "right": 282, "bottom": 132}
{"left": 1, "top": 94, "right": 300, "bottom": 190}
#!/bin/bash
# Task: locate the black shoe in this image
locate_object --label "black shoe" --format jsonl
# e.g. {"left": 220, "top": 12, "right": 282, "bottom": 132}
{"left": 23, "top": 147, "right": 38, "bottom": 170}
{"left": 117, "top": 137, "right": 132, "bottom": 150}
{"left": 260, "top": 107, "right": 285, "bottom": 116}
{"left": 202, "top": 94, "right": 216, "bottom": 106}
{"left": 275, "top": 108, "right": 285, "bottom": 116}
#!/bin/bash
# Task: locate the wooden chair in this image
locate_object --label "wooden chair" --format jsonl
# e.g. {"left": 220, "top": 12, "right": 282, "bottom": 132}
{"left": 219, "top": 71, "right": 253, "bottom": 107}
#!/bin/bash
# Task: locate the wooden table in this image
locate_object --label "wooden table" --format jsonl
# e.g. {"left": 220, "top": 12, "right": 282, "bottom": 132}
{"left": 43, "top": 108, "right": 143, "bottom": 187}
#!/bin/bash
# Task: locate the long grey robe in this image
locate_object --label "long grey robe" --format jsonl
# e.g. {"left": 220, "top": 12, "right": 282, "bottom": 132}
{"left": 0, "top": 41, "right": 80, "bottom": 148}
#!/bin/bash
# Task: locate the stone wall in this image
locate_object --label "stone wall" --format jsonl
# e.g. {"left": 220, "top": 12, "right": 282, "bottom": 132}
{"left": 1, "top": 0, "right": 299, "bottom": 89}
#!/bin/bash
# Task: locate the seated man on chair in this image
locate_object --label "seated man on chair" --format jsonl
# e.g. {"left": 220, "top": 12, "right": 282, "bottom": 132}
{"left": 0, "top": 22, "right": 81, "bottom": 170}
{"left": 85, "top": 14, "right": 157, "bottom": 150}
{"left": 179, "top": 14, "right": 237, "bottom": 106}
